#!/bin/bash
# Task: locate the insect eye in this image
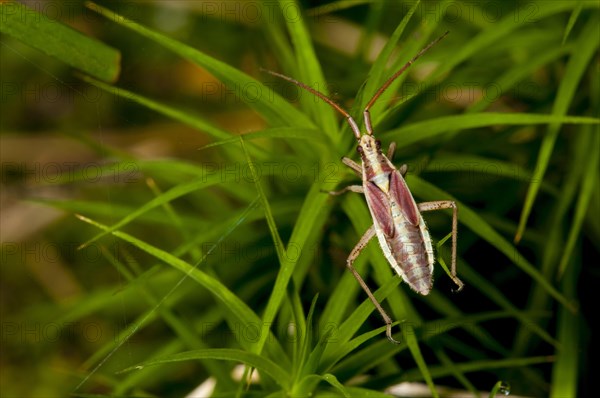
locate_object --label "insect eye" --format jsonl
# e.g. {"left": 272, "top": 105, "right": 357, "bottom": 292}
{"left": 375, "top": 140, "right": 382, "bottom": 149}
{"left": 357, "top": 146, "right": 364, "bottom": 153}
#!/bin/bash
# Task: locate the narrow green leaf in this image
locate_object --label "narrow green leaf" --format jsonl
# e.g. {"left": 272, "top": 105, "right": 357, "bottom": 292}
{"left": 558, "top": 129, "right": 599, "bottom": 276}
{"left": 85, "top": 1, "right": 313, "bottom": 128}
{"left": 277, "top": 0, "right": 337, "bottom": 137}
{"left": 86, "top": 261, "right": 232, "bottom": 391}
{"left": 466, "top": 45, "right": 572, "bottom": 114}
{"left": 199, "top": 127, "right": 324, "bottom": 150}
{"left": 434, "top": 348, "right": 478, "bottom": 397}
{"left": 317, "top": 252, "right": 366, "bottom": 336}
{"left": 562, "top": 4, "right": 583, "bottom": 44}
{"left": 302, "top": 311, "right": 335, "bottom": 379}
{"left": 329, "top": 312, "right": 518, "bottom": 377}
{"left": 321, "top": 386, "right": 393, "bottom": 398}
{"left": 121, "top": 349, "right": 291, "bottom": 389}
{"left": 399, "top": 356, "right": 554, "bottom": 382}
{"left": 461, "top": 262, "right": 559, "bottom": 348}
{"left": 550, "top": 251, "right": 580, "bottom": 398}
{"left": 515, "top": 15, "right": 599, "bottom": 242}
{"left": 114, "top": 339, "right": 185, "bottom": 395}
{"left": 321, "top": 324, "right": 390, "bottom": 374}
{"left": 409, "top": 176, "right": 575, "bottom": 313}
{"left": 260, "top": 3, "right": 295, "bottom": 75}
{"left": 306, "top": 1, "right": 373, "bottom": 17}
{"left": 296, "top": 294, "right": 320, "bottom": 380}
{"left": 329, "top": 276, "right": 400, "bottom": 347}
{"left": 253, "top": 183, "right": 332, "bottom": 357}
{"left": 363, "top": 0, "right": 446, "bottom": 118}
{"left": 513, "top": 123, "right": 595, "bottom": 355}
{"left": 405, "top": 330, "right": 437, "bottom": 398}
{"left": 321, "top": 373, "right": 350, "bottom": 398}
{"left": 0, "top": 1, "right": 120, "bottom": 82}
{"left": 79, "top": 175, "right": 222, "bottom": 249}
{"left": 374, "top": 1, "right": 594, "bottom": 129}
{"left": 428, "top": 1, "right": 596, "bottom": 81}
{"left": 385, "top": 113, "right": 599, "bottom": 148}
{"left": 289, "top": 282, "right": 307, "bottom": 377}
{"left": 75, "top": 213, "right": 285, "bottom": 359}
{"left": 362, "top": 0, "right": 420, "bottom": 103}
{"left": 425, "top": 153, "right": 559, "bottom": 196}
{"left": 82, "top": 76, "right": 231, "bottom": 140}
{"left": 353, "top": 2, "right": 384, "bottom": 71}
{"left": 73, "top": 200, "right": 274, "bottom": 390}
{"left": 240, "top": 138, "right": 286, "bottom": 265}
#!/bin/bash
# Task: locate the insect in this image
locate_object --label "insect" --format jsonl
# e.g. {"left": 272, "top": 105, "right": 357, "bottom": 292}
{"left": 265, "top": 32, "right": 464, "bottom": 343}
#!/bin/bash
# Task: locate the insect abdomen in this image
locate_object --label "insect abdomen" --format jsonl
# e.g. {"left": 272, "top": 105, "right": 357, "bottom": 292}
{"left": 387, "top": 216, "right": 434, "bottom": 295}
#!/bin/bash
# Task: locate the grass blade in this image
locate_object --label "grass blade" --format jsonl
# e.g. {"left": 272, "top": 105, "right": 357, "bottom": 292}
{"left": 121, "top": 349, "right": 291, "bottom": 389}
{"left": 399, "top": 356, "right": 554, "bottom": 382}
{"left": 74, "top": 212, "right": 285, "bottom": 356}
{"left": 82, "top": 76, "right": 231, "bottom": 140}
{"left": 276, "top": 0, "right": 338, "bottom": 137}
{"left": 514, "top": 14, "right": 599, "bottom": 242}
{"left": 408, "top": 176, "right": 575, "bottom": 312}
{"left": 85, "top": 1, "right": 313, "bottom": 128}
{"left": 557, "top": 129, "right": 599, "bottom": 276}
{"left": 1, "top": 1, "right": 120, "bottom": 82}
{"left": 550, "top": 251, "right": 580, "bottom": 398}
{"left": 385, "top": 113, "right": 599, "bottom": 148}
{"left": 79, "top": 175, "right": 222, "bottom": 249}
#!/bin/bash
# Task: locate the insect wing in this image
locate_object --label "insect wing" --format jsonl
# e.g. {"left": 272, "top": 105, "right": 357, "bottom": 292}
{"left": 364, "top": 181, "right": 395, "bottom": 237}
{"left": 390, "top": 171, "right": 420, "bottom": 226}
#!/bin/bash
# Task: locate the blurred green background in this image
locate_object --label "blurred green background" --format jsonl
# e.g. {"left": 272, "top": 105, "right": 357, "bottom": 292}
{"left": 1, "top": 1, "right": 598, "bottom": 397}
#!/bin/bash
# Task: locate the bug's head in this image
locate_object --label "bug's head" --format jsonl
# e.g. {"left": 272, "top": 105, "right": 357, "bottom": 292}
{"left": 356, "top": 134, "right": 382, "bottom": 160}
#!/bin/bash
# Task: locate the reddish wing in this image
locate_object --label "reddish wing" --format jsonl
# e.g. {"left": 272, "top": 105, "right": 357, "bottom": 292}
{"left": 365, "top": 181, "right": 395, "bottom": 237}
{"left": 390, "top": 171, "right": 420, "bottom": 226}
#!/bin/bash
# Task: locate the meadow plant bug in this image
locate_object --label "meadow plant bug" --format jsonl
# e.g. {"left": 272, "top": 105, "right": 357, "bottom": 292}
{"left": 265, "top": 32, "right": 464, "bottom": 343}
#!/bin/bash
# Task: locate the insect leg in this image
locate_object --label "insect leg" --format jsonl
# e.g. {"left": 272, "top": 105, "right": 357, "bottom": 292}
{"left": 399, "top": 164, "right": 408, "bottom": 177}
{"left": 326, "top": 185, "right": 364, "bottom": 196}
{"left": 387, "top": 142, "right": 397, "bottom": 160}
{"left": 417, "top": 201, "right": 464, "bottom": 291}
{"left": 387, "top": 143, "right": 408, "bottom": 176}
{"left": 347, "top": 226, "right": 401, "bottom": 344}
{"left": 342, "top": 157, "right": 362, "bottom": 176}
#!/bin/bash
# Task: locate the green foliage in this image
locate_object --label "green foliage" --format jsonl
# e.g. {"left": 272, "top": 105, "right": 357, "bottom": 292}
{"left": 0, "top": 1, "right": 120, "bottom": 82}
{"left": 2, "top": 1, "right": 598, "bottom": 397}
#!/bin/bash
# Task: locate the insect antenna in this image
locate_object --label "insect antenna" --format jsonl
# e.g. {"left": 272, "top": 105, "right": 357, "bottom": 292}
{"left": 262, "top": 69, "right": 362, "bottom": 139}
{"left": 363, "top": 31, "right": 449, "bottom": 135}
